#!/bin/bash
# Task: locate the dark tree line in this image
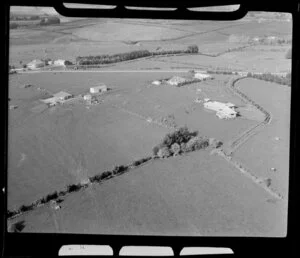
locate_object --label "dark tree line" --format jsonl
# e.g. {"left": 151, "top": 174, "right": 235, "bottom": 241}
{"left": 247, "top": 72, "right": 291, "bottom": 86}
{"left": 76, "top": 45, "right": 199, "bottom": 65}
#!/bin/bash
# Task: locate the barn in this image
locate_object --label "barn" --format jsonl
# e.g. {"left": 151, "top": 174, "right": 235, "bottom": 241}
{"left": 90, "top": 84, "right": 108, "bottom": 94}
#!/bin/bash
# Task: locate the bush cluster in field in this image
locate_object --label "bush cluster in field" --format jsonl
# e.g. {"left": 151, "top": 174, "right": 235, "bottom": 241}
{"left": 152, "top": 126, "right": 221, "bottom": 158}
{"left": 76, "top": 45, "right": 199, "bottom": 65}
{"left": 246, "top": 72, "right": 291, "bottom": 86}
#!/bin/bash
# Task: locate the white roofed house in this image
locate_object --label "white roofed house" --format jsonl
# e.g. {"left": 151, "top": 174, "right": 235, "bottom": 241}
{"left": 204, "top": 100, "right": 238, "bottom": 119}
{"left": 193, "top": 72, "right": 211, "bottom": 80}
{"left": 54, "top": 59, "right": 66, "bottom": 66}
{"left": 90, "top": 84, "right": 108, "bottom": 94}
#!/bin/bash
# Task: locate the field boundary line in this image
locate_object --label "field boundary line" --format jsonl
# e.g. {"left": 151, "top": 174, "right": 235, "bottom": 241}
{"left": 225, "top": 76, "right": 272, "bottom": 154}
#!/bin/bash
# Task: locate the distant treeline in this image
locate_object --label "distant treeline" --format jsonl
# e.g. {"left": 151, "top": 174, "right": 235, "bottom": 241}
{"left": 246, "top": 72, "right": 291, "bottom": 86}
{"left": 9, "top": 16, "right": 60, "bottom": 29}
{"left": 10, "top": 15, "right": 41, "bottom": 21}
{"left": 76, "top": 45, "right": 199, "bottom": 65}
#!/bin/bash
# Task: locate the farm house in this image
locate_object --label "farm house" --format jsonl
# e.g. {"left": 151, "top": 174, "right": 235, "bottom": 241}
{"left": 194, "top": 73, "right": 211, "bottom": 80}
{"left": 90, "top": 84, "right": 108, "bottom": 94}
{"left": 41, "top": 91, "right": 73, "bottom": 105}
{"left": 53, "top": 91, "right": 73, "bottom": 101}
{"left": 53, "top": 59, "right": 66, "bottom": 66}
{"left": 167, "top": 76, "right": 187, "bottom": 86}
{"left": 203, "top": 100, "right": 238, "bottom": 119}
{"left": 26, "top": 59, "right": 45, "bottom": 69}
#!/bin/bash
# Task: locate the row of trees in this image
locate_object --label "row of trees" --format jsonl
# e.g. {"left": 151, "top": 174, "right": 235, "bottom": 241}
{"left": 7, "top": 155, "right": 153, "bottom": 219}
{"left": 76, "top": 45, "right": 199, "bottom": 65}
{"left": 246, "top": 72, "right": 291, "bottom": 86}
{"left": 10, "top": 15, "right": 40, "bottom": 21}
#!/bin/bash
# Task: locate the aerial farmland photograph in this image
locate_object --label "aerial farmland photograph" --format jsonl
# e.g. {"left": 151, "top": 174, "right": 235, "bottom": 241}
{"left": 7, "top": 5, "right": 291, "bottom": 236}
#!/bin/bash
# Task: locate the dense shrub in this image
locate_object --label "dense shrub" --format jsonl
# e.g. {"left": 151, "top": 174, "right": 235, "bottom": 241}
{"left": 89, "top": 174, "right": 102, "bottom": 183}
{"left": 112, "top": 165, "right": 128, "bottom": 175}
{"left": 171, "top": 143, "right": 181, "bottom": 156}
{"left": 186, "top": 45, "right": 199, "bottom": 53}
{"left": 64, "top": 60, "right": 73, "bottom": 66}
{"left": 58, "top": 189, "right": 68, "bottom": 197}
{"left": 185, "top": 136, "right": 209, "bottom": 152}
{"left": 19, "top": 204, "right": 33, "bottom": 213}
{"left": 152, "top": 146, "right": 160, "bottom": 156}
{"left": 44, "top": 191, "right": 59, "bottom": 202}
{"left": 100, "top": 171, "right": 112, "bottom": 180}
{"left": 132, "top": 157, "right": 151, "bottom": 166}
{"left": 157, "top": 146, "right": 172, "bottom": 158}
{"left": 161, "top": 126, "right": 198, "bottom": 148}
{"left": 7, "top": 209, "right": 18, "bottom": 218}
{"left": 67, "top": 184, "right": 82, "bottom": 193}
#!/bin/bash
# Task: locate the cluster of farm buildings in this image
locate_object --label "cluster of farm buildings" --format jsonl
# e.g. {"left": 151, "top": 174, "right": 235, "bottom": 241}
{"left": 26, "top": 59, "right": 72, "bottom": 69}
{"left": 41, "top": 84, "right": 108, "bottom": 107}
{"left": 152, "top": 71, "right": 238, "bottom": 120}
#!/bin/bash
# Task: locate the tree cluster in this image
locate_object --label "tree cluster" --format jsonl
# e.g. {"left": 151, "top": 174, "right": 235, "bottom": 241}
{"left": 152, "top": 126, "right": 212, "bottom": 158}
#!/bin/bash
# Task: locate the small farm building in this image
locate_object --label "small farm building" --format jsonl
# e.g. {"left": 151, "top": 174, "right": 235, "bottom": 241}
{"left": 41, "top": 91, "right": 72, "bottom": 105}
{"left": 90, "top": 84, "right": 108, "bottom": 94}
{"left": 27, "top": 59, "right": 45, "bottom": 69}
{"left": 83, "top": 94, "right": 92, "bottom": 101}
{"left": 53, "top": 91, "right": 73, "bottom": 101}
{"left": 194, "top": 73, "right": 211, "bottom": 80}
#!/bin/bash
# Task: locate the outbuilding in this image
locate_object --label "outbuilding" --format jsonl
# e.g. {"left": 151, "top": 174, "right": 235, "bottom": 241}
{"left": 27, "top": 59, "right": 45, "bottom": 69}
{"left": 53, "top": 91, "right": 73, "bottom": 101}
{"left": 90, "top": 84, "right": 108, "bottom": 94}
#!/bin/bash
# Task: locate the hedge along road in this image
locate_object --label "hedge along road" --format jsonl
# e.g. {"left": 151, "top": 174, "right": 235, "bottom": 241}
{"left": 17, "top": 69, "right": 197, "bottom": 73}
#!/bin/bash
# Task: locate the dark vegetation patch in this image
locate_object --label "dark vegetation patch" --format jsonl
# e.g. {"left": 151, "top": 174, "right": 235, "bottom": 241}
{"left": 246, "top": 72, "right": 291, "bottom": 86}
{"left": 9, "top": 220, "right": 26, "bottom": 233}
{"left": 152, "top": 126, "right": 216, "bottom": 158}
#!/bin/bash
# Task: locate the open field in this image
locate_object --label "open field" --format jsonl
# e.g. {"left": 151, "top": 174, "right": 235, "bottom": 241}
{"left": 8, "top": 10, "right": 291, "bottom": 236}
{"left": 233, "top": 78, "right": 290, "bottom": 199}
{"left": 8, "top": 151, "right": 287, "bottom": 236}
{"left": 8, "top": 72, "right": 257, "bottom": 210}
